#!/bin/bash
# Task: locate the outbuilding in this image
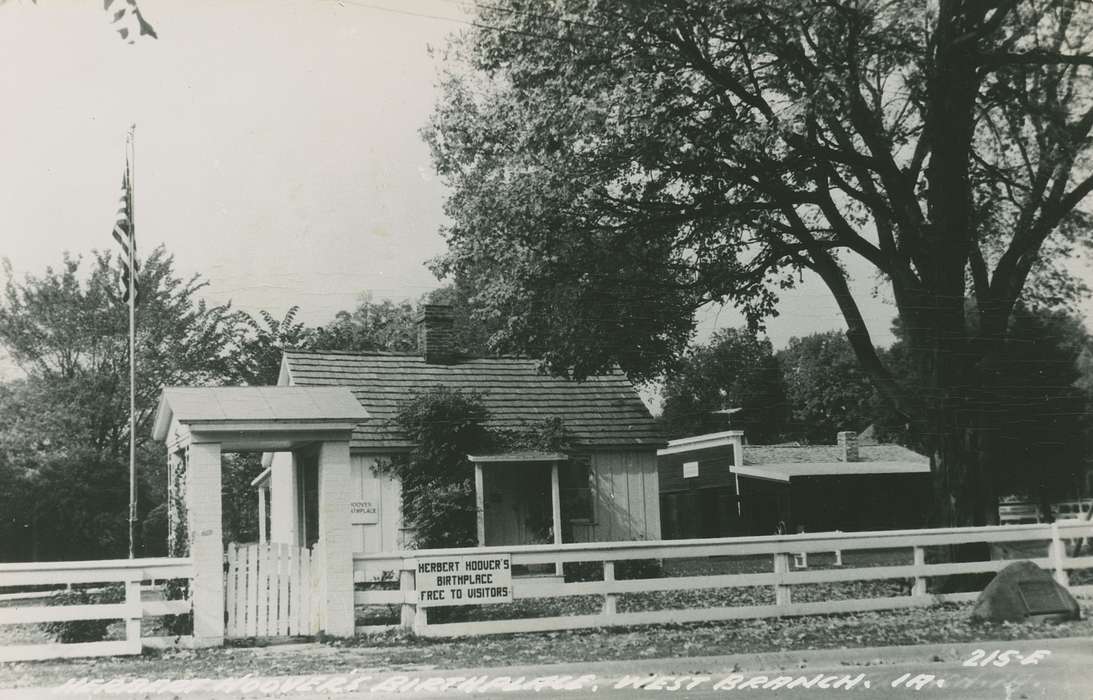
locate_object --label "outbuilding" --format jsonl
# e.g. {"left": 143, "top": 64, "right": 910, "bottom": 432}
{"left": 657, "top": 430, "right": 930, "bottom": 538}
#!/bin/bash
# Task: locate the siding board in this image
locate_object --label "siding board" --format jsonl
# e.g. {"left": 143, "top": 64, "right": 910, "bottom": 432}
{"left": 350, "top": 455, "right": 402, "bottom": 555}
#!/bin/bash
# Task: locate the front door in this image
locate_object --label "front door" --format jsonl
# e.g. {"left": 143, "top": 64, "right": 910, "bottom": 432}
{"left": 296, "top": 451, "right": 319, "bottom": 549}
{"left": 483, "top": 463, "right": 552, "bottom": 546}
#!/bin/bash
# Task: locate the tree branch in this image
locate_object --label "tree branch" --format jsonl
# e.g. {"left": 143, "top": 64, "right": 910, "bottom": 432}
{"left": 981, "top": 51, "right": 1093, "bottom": 69}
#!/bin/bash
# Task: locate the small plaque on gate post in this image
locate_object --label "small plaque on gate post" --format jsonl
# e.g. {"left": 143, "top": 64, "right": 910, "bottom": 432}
{"left": 1016, "top": 580, "right": 1069, "bottom": 615}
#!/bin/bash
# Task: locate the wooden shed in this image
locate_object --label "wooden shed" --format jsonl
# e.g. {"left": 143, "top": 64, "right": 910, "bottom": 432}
{"left": 658, "top": 430, "right": 931, "bottom": 538}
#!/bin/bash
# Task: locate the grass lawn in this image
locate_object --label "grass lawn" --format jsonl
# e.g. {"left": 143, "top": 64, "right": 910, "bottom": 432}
{"left": 3, "top": 596, "right": 1092, "bottom": 690}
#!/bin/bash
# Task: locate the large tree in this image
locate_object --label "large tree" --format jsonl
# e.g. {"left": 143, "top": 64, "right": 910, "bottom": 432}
{"left": 0, "top": 248, "right": 240, "bottom": 559}
{"left": 308, "top": 285, "right": 502, "bottom": 357}
{"left": 661, "top": 328, "right": 788, "bottom": 442}
{"left": 778, "top": 331, "right": 887, "bottom": 443}
{"left": 232, "top": 306, "right": 312, "bottom": 386}
{"left": 427, "top": 0, "right": 1093, "bottom": 527}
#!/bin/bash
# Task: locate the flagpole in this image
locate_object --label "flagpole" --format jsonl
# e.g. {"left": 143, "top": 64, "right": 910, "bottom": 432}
{"left": 127, "top": 125, "right": 137, "bottom": 560}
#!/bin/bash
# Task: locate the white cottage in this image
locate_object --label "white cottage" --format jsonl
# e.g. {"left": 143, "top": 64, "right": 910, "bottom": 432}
{"left": 252, "top": 304, "right": 664, "bottom": 556}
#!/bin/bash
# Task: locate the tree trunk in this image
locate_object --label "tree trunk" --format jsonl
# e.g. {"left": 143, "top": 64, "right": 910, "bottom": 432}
{"left": 930, "top": 413, "right": 999, "bottom": 528}
{"left": 928, "top": 388, "right": 1002, "bottom": 591}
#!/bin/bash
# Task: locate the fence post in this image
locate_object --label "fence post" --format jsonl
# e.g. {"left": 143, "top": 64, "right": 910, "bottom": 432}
{"left": 602, "top": 560, "right": 617, "bottom": 617}
{"left": 1050, "top": 522, "right": 1069, "bottom": 588}
{"left": 125, "top": 576, "right": 142, "bottom": 654}
{"left": 399, "top": 567, "right": 416, "bottom": 632}
{"left": 773, "top": 552, "right": 791, "bottom": 606}
{"left": 912, "top": 546, "right": 927, "bottom": 597}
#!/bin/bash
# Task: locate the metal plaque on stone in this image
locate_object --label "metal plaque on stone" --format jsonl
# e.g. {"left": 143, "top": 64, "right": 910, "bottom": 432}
{"left": 1016, "top": 580, "right": 1069, "bottom": 615}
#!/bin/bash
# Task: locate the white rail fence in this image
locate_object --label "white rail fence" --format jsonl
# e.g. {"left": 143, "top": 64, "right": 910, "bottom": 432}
{"left": 353, "top": 521, "right": 1093, "bottom": 638}
{"left": 0, "top": 557, "right": 193, "bottom": 662}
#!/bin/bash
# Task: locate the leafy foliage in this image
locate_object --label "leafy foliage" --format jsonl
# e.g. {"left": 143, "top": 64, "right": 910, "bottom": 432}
{"left": 308, "top": 285, "right": 500, "bottom": 358}
{"left": 426, "top": 280, "right": 506, "bottom": 358}
{"left": 427, "top": 0, "right": 1093, "bottom": 526}
{"left": 380, "top": 387, "right": 491, "bottom": 549}
{"left": 0, "top": 249, "right": 241, "bottom": 560}
{"left": 310, "top": 294, "right": 419, "bottom": 354}
{"left": 965, "top": 306, "right": 1091, "bottom": 506}
{"left": 381, "top": 387, "right": 581, "bottom": 550}
{"left": 232, "top": 306, "right": 311, "bottom": 386}
{"left": 660, "top": 329, "right": 787, "bottom": 442}
{"left": 778, "top": 332, "right": 886, "bottom": 443}
{"left": 39, "top": 585, "right": 124, "bottom": 644}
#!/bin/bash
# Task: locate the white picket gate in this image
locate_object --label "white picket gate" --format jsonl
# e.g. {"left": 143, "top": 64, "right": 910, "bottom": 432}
{"left": 224, "top": 542, "right": 319, "bottom": 638}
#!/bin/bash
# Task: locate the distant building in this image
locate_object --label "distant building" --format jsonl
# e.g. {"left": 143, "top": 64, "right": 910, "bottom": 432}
{"left": 657, "top": 430, "right": 930, "bottom": 538}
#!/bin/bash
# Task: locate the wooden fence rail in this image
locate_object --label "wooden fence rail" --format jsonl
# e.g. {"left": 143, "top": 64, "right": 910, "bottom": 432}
{"left": 353, "top": 521, "right": 1093, "bottom": 638}
{"left": 0, "top": 557, "right": 193, "bottom": 662}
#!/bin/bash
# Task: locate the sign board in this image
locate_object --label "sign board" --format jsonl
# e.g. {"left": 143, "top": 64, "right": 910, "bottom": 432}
{"left": 683, "top": 461, "right": 699, "bottom": 478}
{"left": 1017, "top": 580, "right": 1069, "bottom": 615}
{"left": 349, "top": 500, "right": 379, "bottom": 525}
{"left": 416, "top": 553, "right": 512, "bottom": 607}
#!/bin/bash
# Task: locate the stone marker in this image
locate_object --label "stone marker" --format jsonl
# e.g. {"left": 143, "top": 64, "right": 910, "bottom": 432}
{"left": 970, "top": 560, "right": 1080, "bottom": 623}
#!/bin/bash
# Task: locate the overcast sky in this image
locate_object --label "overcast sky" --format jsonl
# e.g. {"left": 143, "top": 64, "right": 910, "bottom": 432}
{"left": 3, "top": 0, "right": 1090, "bottom": 380}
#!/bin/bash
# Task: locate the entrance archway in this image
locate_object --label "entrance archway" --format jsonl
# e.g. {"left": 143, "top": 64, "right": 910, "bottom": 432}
{"left": 152, "top": 386, "right": 368, "bottom": 643}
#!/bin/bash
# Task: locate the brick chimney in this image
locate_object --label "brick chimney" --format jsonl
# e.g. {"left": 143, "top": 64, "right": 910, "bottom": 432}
{"left": 837, "top": 430, "right": 859, "bottom": 462}
{"left": 416, "top": 303, "right": 455, "bottom": 364}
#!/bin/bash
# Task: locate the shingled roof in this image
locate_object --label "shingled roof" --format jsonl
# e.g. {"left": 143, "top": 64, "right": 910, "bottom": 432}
{"left": 281, "top": 350, "right": 663, "bottom": 450}
{"left": 743, "top": 444, "right": 928, "bottom": 466}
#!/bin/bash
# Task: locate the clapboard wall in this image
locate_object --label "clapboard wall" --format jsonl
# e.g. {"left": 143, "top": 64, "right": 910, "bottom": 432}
{"left": 578, "top": 450, "right": 661, "bottom": 543}
{"left": 349, "top": 454, "right": 403, "bottom": 555}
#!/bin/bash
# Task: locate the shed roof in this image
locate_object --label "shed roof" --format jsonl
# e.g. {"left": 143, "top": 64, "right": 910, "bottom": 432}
{"left": 737, "top": 443, "right": 929, "bottom": 482}
{"left": 152, "top": 386, "right": 368, "bottom": 441}
{"left": 282, "top": 350, "right": 662, "bottom": 450}
{"left": 743, "top": 444, "right": 927, "bottom": 466}
{"left": 654, "top": 433, "right": 929, "bottom": 482}
{"left": 734, "top": 461, "right": 930, "bottom": 483}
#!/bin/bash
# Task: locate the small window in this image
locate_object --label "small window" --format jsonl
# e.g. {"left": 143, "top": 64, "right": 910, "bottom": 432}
{"left": 560, "top": 457, "right": 594, "bottom": 523}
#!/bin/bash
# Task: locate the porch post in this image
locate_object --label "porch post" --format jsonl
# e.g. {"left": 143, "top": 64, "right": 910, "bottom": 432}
{"left": 257, "top": 487, "right": 267, "bottom": 543}
{"left": 475, "top": 462, "right": 486, "bottom": 546}
{"left": 187, "top": 441, "right": 224, "bottom": 645}
{"left": 550, "top": 461, "right": 563, "bottom": 575}
{"left": 317, "top": 440, "right": 354, "bottom": 637}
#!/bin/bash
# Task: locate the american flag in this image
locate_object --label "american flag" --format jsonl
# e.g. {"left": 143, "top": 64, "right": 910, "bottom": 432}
{"left": 111, "top": 164, "right": 138, "bottom": 305}
{"left": 104, "top": 0, "right": 158, "bottom": 44}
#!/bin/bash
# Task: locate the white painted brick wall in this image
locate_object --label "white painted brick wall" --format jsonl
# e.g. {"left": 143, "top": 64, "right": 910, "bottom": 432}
{"left": 269, "top": 451, "right": 298, "bottom": 545}
{"left": 186, "top": 441, "right": 224, "bottom": 643}
{"left": 317, "top": 440, "right": 354, "bottom": 636}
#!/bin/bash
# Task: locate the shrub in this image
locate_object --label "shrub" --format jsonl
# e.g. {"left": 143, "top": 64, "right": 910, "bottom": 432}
{"left": 159, "top": 579, "right": 192, "bottom": 637}
{"left": 379, "top": 387, "right": 490, "bottom": 549}
{"left": 562, "top": 559, "right": 665, "bottom": 582}
{"left": 563, "top": 561, "right": 603, "bottom": 582}
{"left": 616, "top": 559, "right": 665, "bottom": 580}
{"left": 40, "top": 584, "right": 125, "bottom": 643}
